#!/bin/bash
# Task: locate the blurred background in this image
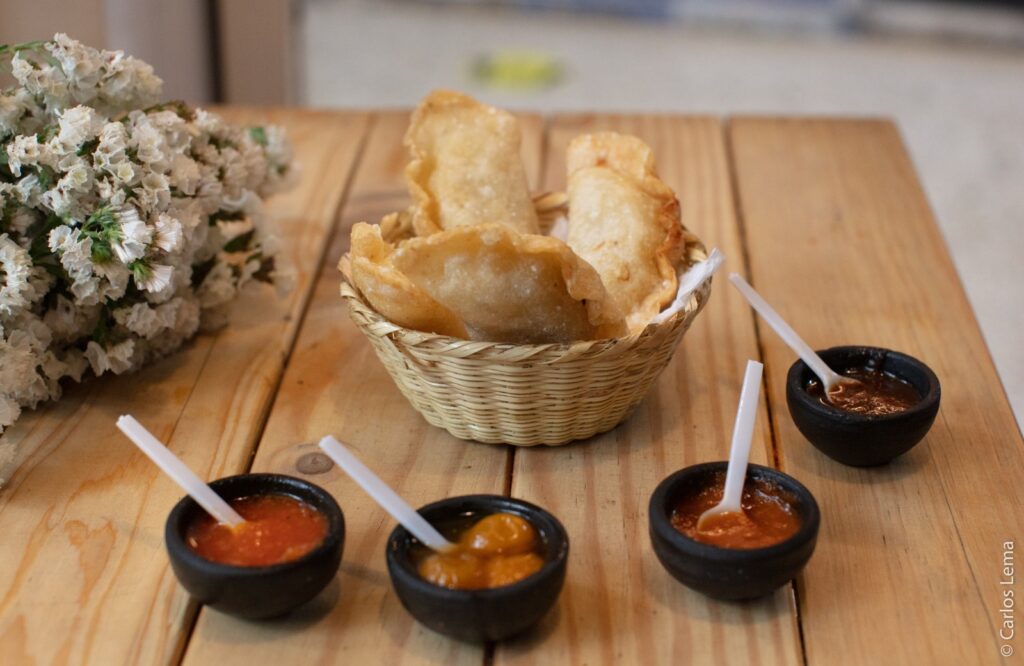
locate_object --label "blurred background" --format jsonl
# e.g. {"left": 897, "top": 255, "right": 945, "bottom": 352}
{"left": 2, "top": 0, "right": 1022, "bottom": 428}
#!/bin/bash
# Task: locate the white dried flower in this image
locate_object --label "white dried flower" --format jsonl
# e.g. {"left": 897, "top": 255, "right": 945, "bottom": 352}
{"left": 152, "top": 214, "right": 183, "bottom": 253}
{"left": 136, "top": 263, "right": 173, "bottom": 293}
{"left": 0, "top": 394, "right": 21, "bottom": 428}
{"left": 111, "top": 207, "right": 151, "bottom": 263}
{"left": 0, "top": 234, "right": 33, "bottom": 318}
{"left": 197, "top": 261, "right": 236, "bottom": 308}
{"left": 9, "top": 207, "right": 37, "bottom": 236}
{"left": 0, "top": 93, "right": 23, "bottom": 137}
{"left": 169, "top": 154, "right": 200, "bottom": 195}
{"left": 6, "top": 134, "right": 44, "bottom": 177}
{"left": 94, "top": 260, "right": 130, "bottom": 302}
{"left": 0, "top": 34, "right": 294, "bottom": 432}
{"left": 54, "top": 105, "right": 102, "bottom": 150}
{"left": 84, "top": 338, "right": 136, "bottom": 375}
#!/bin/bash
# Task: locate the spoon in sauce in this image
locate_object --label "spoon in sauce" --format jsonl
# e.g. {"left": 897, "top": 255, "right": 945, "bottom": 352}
{"left": 697, "top": 360, "right": 764, "bottom": 532}
{"left": 729, "top": 273, "right": 859, "bottom": 397}
{"left": 116, "top": 415, "right": 244, "bottom": 527}
{"left": 318, "top": 436, "right": 456, "bottom": 553}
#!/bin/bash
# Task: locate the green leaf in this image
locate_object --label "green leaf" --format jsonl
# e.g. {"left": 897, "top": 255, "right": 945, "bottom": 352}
{"left": 128, "top": 259, "right": 152, "bottom": 284}
{"left": 35, "top": 164, "right": 56, "bottom": 190}
{"left": 85, "top": 205, "right": 117, "bottom": 233}
{"left": 249, "top": 127, "right": 268, "bottom": 146}
{"left": 0, "top": 40, "right": 50, "bottom": 56}
{"left": 90, "top": 239, "right": 113, "bottom": 264}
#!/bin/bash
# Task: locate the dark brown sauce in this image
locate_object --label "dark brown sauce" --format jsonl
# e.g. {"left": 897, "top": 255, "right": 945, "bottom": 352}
{"left": 670, "top": 471, "right": 801, "bottom": 549}
{"left": 808, "top": 367, "right": 920, "bottom": 416}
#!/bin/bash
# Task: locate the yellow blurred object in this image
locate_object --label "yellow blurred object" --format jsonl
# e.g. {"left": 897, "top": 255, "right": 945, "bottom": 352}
{"left": 472, "top": 51, "right": 562, "bottom": 90}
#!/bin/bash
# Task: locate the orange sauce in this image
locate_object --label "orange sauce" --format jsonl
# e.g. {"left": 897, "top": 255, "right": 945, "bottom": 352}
{"left": 415, "top": 513, "right": 544, "bottom": 590}
{"left": 670, "top": 472, "right": 801, "bottom": 549}
{"left": 186, "top": 494, "right": 328, "bottom": 567}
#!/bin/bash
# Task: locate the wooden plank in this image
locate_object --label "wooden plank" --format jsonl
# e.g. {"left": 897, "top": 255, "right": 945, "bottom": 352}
{"left": 496, "top": 115, "right": 803, "bottom": 665}
{"left": 180, "top": 110, "right": 547, "bottom": 665}
{"left": 0, "top": 109, "right": 369, "bottom": 665}
{"left": 729, "top": 118, "right": 1024, "bottom": 664}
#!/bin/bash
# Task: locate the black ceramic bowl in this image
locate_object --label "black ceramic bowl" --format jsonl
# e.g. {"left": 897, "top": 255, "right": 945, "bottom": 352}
{"left": 786, "top": 346, "right": 941, "bottom": 467}
{"left": 165, "top": 473, "right": 344, "bottom": 619}
{"left": 649, "top": 462, "right": 819, "bottom": 601}
{"left": 386, "top": 494, "right": 568, "bottom": 642}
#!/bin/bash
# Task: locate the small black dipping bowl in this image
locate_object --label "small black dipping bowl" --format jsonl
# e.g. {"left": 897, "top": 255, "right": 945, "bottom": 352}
{"left": 786, "top": 345, "right": 941, "bottom": 467}
{"left": 649, "top": 462, "right": 819, "bottom": 601}
{"left": 386, "top": 494, "right": 568, "bottom": 642}
{"left": 165, "top": 473, "right": 344, "bottom": 619}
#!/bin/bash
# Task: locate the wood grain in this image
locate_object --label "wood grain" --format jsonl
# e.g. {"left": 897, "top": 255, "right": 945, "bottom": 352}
{"left": 4, "top": 110, "right": 1019, "bottom": 666}
{"left": 495, "top": 115, "right": 803, "bottom": 666}
{"left": 729, "top": 117, "right": 1024, "bottom": 665}
{"left": 179, "top": 110, "right": 547, "bottom": 665}
{"left": 0, "top": 109, "right": 369, "bottom": 665}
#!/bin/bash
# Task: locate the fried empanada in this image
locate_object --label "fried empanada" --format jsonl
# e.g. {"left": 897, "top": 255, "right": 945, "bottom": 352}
{"left": 405, "top": 90, "right": 539, "bottom": 236}
{"left": 390, "top": 224, "right": 626, "bottom": 344}
{"left": 566, "top": 132, "right": 684, "bottom": 332}
{"left": 344, "top": 222, "right": 468, "bottom": 338}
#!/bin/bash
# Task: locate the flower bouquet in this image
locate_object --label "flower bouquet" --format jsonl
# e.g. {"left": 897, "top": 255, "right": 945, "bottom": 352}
{"left": 0, "top": 35, "right": 294, "bottom": 433}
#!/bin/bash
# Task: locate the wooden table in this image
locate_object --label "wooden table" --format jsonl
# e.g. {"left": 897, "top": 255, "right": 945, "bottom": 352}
{"left": 1, "top": 109, "right": 1021, "bottom": 666}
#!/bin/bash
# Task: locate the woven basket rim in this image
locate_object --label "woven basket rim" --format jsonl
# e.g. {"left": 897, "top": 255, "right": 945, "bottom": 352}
{"left": 340, "top": 224, "right": 710, "bottom": 358}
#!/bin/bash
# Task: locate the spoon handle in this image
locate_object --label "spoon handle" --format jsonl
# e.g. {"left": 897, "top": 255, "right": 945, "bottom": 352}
{"left": 117, "top": 415, "right": 245, "bottom": 527}
{"left": 319, "top": 436, "right": 455, "bottom": 552}
{"left": 729, "top": 273, "right": 843, "bottom": 390}
{"left": 722, "top": 361, "right": 764, "bottom": 510}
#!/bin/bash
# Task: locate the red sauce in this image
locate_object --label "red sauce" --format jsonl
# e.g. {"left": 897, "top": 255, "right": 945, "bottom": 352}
{"left": 186, "top": 494, "right": 328, "bottom": 567}
{"left": 808, "top": 367, "right": 920, "bottom": 416}
{"left": 415, "top": 513, "right": 545, "bottom": 590}
{"left": 670, "top": 471, "right": 801, "bottom": 549}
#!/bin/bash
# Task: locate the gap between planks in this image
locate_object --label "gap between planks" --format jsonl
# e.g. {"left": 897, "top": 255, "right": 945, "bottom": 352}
{"left": 723, "top": 116, "right": 809, "bottom": 666}
{"left": 484, "top": 113, "right": 552, "bottom": 666}
{"left": 171, "top": 112, "right": 377, "bottom": 666}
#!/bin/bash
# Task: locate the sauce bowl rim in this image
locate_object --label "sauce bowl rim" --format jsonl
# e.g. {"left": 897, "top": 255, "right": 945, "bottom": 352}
{"left": 649, "top": 462, "right": 820, "bottom": 560}
{"left": 165, "top": 472, "right": 345, "bottom": 577}
{"left": 787, "top": 345, "right": 941, "bottom": 424}
{"left": 386, "top": 493, "right": 569, "bottom": 599}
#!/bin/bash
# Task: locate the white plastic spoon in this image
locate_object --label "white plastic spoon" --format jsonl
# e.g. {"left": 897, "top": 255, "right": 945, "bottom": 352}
{"left": 650, "top": 248, "right": 725, "bottom": 326}
{"left": 729, "top": 273, "right": 849, "bottom": 393}
{"left": 697, "top": 360, "right": 763, "bottom": 531}
{"left": 318, "top": 436, "right": 456, "bottom": 553}
{"left": 116, "top": 415, "right": 244, "bottom": 527}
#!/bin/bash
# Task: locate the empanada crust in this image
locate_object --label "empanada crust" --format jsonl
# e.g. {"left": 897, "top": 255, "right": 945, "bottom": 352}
{"left": 391, "top": 224, "right": 626, "bottom": 343}
{"left": 405, "top": 90, "right": 540, "bottom": 236}
{"left": 566, "top": 132, "right": 684, "bottom": 331}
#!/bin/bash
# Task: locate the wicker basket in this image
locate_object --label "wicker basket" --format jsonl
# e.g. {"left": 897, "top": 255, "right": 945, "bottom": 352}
{"left": 340, "top": 226, "right": 712, "bottom": 446}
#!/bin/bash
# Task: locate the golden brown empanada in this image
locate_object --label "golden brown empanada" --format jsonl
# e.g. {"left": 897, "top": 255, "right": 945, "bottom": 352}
{"left": 405, "top": 90, "right": 539, "bottom": 236}
{"left": 390, "top": 224, "right": 626, "bottom": 343}
{"left": 344, "top": 222, "right": 468, "bottom": 338}
{"left": 566, "top": 132, "right": 684, "bottom": 332}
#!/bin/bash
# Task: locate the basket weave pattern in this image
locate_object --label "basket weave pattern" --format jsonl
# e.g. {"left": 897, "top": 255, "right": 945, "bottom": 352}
{"left": 341, "top": 230, "right": 711, "bottom": 446}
